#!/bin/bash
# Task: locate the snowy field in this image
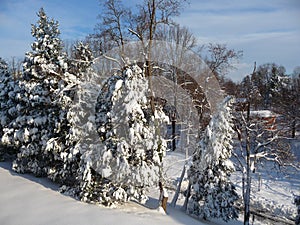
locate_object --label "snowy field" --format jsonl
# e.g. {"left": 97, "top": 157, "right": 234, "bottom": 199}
{"left": 1, "top": 150, "right": 299, "bottom": 225}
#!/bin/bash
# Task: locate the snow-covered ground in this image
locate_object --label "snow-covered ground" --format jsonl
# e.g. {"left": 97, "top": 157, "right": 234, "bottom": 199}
{"left": 163, "top": 151, "right": 299, "bottom": 224}
{"left": 0, "top": 150, "right": 299, "bottom": 225}
{"left": 0, "top": 160, "right": 228, "bottom": 225}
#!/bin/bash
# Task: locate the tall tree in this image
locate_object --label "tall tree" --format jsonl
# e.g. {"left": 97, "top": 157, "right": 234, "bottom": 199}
{"left": 5, "top": 8, "right": 75, "bottom": 182}
{"left": 270, "top": 67, "right": 300, "bottom": 138}
{"left": 90, "top": 0, "right": 189, "bottom": 113}
{"left": 0, "top": 58, "right": 20, "bottom": 159}
{"left": 252, "top": 63, "right": 285, "bottom": 109}
{"left": 187, "top": 97, "right": 239, "bottom": 222}
{"left": 90, "top": 0, "right": 130, "bottom": 55}
{"left": 129, "top": 0, "right": 188, "bottom": 41}
{"left": 46, "top": 42, "right": 95, "bottom": 186}
{"left": 89, "top": 0, "right": 188, "bottom": 55}
{"left": 129, "top": 0, "right": 188, "bottom": 101}
{"left": 79, "top": 64, "right": 168, "bottom": 205}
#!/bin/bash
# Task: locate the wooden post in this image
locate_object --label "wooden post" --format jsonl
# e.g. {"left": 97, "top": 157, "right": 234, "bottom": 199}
{"left": 172, "top": 113, "right": 176, "bottom": 151}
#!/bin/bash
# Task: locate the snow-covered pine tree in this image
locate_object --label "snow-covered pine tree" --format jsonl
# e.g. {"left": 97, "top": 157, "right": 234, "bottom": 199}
{"left": 79, "top": 64, "right": 168, "bottom": 206}
{"left": 23, "top": 8, "right": 66, "bottom": 80}
{"left": 0, "top": 58, "right": 21, "bottom": 159}
{"left": 8, "top": 8, "right": 74, "bottom": 179}
{"left": 54, "top": 42, "right": 96, "bottom": 189}
{"left": 0, "top": 57, "right": 12, "bottom": 139}
{"left": 68, "top": 42, "right": 94, "bottom": 76}
{"left": 188, "top": 96, "right": 239, "bottom": 222}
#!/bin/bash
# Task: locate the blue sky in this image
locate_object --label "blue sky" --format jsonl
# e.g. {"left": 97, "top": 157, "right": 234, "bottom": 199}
{"left": 0, "top": 0, "right": 299, "bottom": 81}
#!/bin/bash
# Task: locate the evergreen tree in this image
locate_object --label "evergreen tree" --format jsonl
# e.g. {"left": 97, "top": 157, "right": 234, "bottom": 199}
{"left": 7, "top": 8, "right": 73, "bottom": 180}
{"left": 0, "top": 58, "right": 21, "bottom": 159}
{"left": 79, "top": 64, "right": 168, "bottom": 206}
{"left": 23, "top": 8, "right": 66, "bottom": 80}
{"left": 46, "top": 42, "right": 96, "bottom": 187}
{"left": 188, "top": 96, "right": 239, "bottom": 221}
{"left": 56, "top": 42, "right": 96, "bottom": 190}
{"left": 68, "top": 42, "right": 94, "bottom": 76}
{"left": 0, "top": 57, "right": 12, "bottom": 138}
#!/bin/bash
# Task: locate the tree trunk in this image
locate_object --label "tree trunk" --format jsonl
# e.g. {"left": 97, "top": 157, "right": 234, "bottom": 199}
{"left": 172, "top": 114, "right": 176, "bottom": 151}
{"left": 292, "top": 118, "right": 296, "bottom": 138}
{"left": 182, "top": 182, "right": 191, "bottom": 211}
{"left": 171, "top": 164, "right": 186, "bottom": 207}
{"left": 244, "top": 164, "right": 251, "bottom": 225}
{"left": 147, "top": 0, "right": 156, "bottom": 114}
{"left": 244, "top": 101, "right": 251, "bottom": 225}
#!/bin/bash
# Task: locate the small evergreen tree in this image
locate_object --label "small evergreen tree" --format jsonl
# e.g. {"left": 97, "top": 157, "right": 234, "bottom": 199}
{"left": 79, "top": 64, "right": 168, "bottom": 206}
{"left": 0, "top": 57, "right": 12, "bottom": 138}
{"left": 55, "top": 42, "right": 96, "bottom": 189}
{"left": 0, "top": 58, "right": 21, "bottom": 159}
{"left": 188, "top": 96, "right": 239, "bottom": 221}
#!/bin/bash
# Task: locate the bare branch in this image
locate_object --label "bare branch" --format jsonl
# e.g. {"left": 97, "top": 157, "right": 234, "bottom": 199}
{"left": 101, "top": 54, "right": 122, "bottom": 68}
{"left": 128, "top": 28, "right": 142, "bottom": 40}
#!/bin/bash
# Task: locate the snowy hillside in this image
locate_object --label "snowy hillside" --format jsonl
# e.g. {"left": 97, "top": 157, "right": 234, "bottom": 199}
{"left": 1, "top": 150, "right": 298, "bottom": 225}
{"left": 0, "top": 161, "right": 215, "bottom": 225}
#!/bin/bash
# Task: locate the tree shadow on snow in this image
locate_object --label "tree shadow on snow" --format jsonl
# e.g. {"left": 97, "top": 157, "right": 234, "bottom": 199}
{"left": 0, "top": 161, "right": 59, "bottom": 192}
{"left": 131, "top": 197, "right": 203, "bottom": 225}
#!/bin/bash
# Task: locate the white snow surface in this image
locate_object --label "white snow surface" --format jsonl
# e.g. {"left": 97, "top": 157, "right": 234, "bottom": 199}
{"left": 1, "top": 150, "right": 299, "bottom": 225}
{"left": 0, "top": 161, "right": 203, "bottom": 225}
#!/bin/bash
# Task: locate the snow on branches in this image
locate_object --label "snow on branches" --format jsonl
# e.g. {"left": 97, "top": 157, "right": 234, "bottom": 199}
{"left": 1, "top": 8, "right": 82, "bottom": 185}
{"left": 188, "top": 96, "right": 239, "bottom": 221}
{"left": 23, "top": 8, "right": 66, "bottom": 80}
{"left": 1, "top": 7, "right": 170, "bottom": 208}
{"left": 79, "top": 64, "right": 168, "bottom": 206}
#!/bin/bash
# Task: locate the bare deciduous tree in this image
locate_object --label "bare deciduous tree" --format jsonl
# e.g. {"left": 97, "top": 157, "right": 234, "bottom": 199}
{"left": 85, "top": 0, "right": 130, "bottom": 56}
{"left": 233, "top": 65, "right": 299, "bottom": 225}
{"left": 271, "top": 69, "right": 300, "bottom": 138}
{"left": 8, "top": 57, "right": 23, "bottom": 79}
{"left": 204, "top": 43, "right": 243, "bottom": 83}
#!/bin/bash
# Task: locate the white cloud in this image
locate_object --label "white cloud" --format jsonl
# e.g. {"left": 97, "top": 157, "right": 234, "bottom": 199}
{"left": 177, "top": 2, "right": 300, "bottom": 37}
{"left": 0, "top": 0, "right": 299, "bottom": 77}
{"left": 175, "top": 0, "right": 300, "bottom": 80}
{"left": 227, "top": 62, "right": 254, "bottom": 82}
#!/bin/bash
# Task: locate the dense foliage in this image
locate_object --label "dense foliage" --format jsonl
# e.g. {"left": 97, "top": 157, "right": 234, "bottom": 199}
{"left": 79, "top": 64, "right": 168, "bottom": 205}
{"left": 188, "top": 97, "right": 239, "bottom": 221}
